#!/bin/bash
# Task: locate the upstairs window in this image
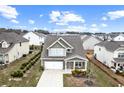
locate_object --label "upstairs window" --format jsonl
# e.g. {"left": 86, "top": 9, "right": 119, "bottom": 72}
{"left": 118, "top": 53, "right": 124, "bottom": 58}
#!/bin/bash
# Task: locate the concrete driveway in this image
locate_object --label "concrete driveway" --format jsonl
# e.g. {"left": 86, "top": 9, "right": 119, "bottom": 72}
{"left": 37, "top": 70, "right": 63, "bottom": 87}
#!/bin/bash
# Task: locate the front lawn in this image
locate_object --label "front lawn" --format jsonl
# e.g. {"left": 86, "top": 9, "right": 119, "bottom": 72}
{"left": 0, "top": 50, "right": 43, "bottom": 87}
{"left": 63, "top": 62, "right": 118, "bottom": 87}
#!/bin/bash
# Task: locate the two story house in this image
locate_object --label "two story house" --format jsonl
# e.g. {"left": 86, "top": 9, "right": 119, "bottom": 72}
{"left": 23, "top": 32, "right": 46, "bottom": 46}
{"left": 41, "top": 35, "right": 88, "bottom": 70}
{"left": 0, "top": 32, "right": 29, "bottom": 64}
{"left": 81, "top": 35, "right": 103, "bottom": 50}
{"left": 94, "top": 41, "right": 124, "bottom": 71}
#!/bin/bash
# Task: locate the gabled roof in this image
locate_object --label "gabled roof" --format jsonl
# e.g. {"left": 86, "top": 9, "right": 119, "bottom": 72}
{"left": 95, "top": 41, "right": 124, "bottom": 52}
{"left": 0, "top": 32, "right": 29, "bottom": 53}
{"left": 81, "top": 35, "right": 103, "bottom": 43}
{"left": 64, "top": 55, "right": 88, "bottom": 61}
{"left": 42, "top": 35, "right": 86, "bottom": 59}
{"left": 47, "top": 37, "right": 73, "bottom": 49}
{"left": 33, "top": 32, "right": 46, "bottom": 37}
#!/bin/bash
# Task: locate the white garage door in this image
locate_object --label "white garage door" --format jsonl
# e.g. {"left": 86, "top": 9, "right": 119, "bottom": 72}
{"left": 44, "top": 61, "right": 63, "bottom": 69}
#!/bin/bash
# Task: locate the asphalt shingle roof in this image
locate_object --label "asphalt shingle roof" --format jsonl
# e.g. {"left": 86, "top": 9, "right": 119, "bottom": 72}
{"left": 0, "top": 32, "right": 29, "bottom": 53}
{"left": 42, "top": 35, "right": 86, "bottom": 59}
{"left": 96, "top": 41, "right": 124, "bottom": 52}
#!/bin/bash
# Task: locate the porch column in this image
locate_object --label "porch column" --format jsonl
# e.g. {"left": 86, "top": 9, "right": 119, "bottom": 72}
{"left": 116, "top": 63, "right": 118, "bottom": 70}
{"left": 65, "top": 61, "right": 66, "bottom": 69}
{"left": 85, "top": 61, "right": 87, "bottom": 71}
{"left": 73, "top": 61, "right": 75, "bottom": 69}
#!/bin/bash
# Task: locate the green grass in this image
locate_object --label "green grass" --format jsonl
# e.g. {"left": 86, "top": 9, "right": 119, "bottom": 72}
{"left": 87, "top": 62, "right": 118, "bottom": 87}
{"left": 63, "top": 74, "right": 72, "bottom": 87}
{"left": 0, "top": 50, "right": 43, "bottom": 87}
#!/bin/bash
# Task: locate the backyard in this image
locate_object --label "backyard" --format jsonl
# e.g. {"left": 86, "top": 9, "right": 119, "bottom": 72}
{"left": 63, "top": 61, "right": 119, "bottom": 87}
{"left": 0, "top": 50, "right": 43, "bottom": 87}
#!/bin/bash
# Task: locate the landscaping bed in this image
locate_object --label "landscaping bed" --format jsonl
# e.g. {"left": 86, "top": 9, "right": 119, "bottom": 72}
{"left": 0, "top": 50, "right": 43, "bottom": 87}
{"left": 63, "top": 74, "right": 96, "bottom": 87}
{"left": 63, "top": 62, "right": 118, "bottom": 87}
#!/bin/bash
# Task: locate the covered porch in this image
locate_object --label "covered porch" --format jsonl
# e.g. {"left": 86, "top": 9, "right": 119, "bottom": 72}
{"left": 112, "top": 58, "right": 124, "bottom": 71}
{"left": 64, "top": 56, "right": 87, "bottom": 71}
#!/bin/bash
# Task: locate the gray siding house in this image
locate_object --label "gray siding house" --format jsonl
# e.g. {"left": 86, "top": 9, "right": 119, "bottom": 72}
{"left": 41, "top": 35, "right": 88, "bottom": 70}
{"left": 0, "top": 32, "right": 29, "bottom": 64}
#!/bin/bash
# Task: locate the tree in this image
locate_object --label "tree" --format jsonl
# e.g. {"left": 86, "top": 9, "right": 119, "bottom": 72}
{"left": 34, "top": 29, "right": 49, "bottom": 34}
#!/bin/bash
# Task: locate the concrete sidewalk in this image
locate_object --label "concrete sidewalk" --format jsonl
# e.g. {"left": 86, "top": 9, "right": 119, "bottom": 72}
{"left": 37, "top": 70, "right": 63, "bottom": 87}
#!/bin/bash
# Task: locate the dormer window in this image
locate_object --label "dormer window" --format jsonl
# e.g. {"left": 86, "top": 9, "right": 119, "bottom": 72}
{"left": 1, "top": 41, "right": 9, "bottom": 48}
{"left": 67, "top": 49, "right": 72, "bottom": 53}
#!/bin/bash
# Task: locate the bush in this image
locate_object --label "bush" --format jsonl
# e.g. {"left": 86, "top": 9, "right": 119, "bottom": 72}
{"left": 11, "top": 70, "right": 23, "bottom": 78}
{"left": 72, "top": 69, "right": 86, "bottom": 77}
{"left": 23, "top": 69, "right": 27, "bottom": 73}
{"left": 40, "top": 66, "right": 44, "bottom": 71}
{"left": 23, "top": 54, "right": 27, "bottom": 57}
{"left": 26, "top": 66, "right": 30, "bottom": 70}
{"left": 20, "top": 63, "right": 29, "bottom": 70}
{"left": 29, "top": 51, "right": 33, "bottom": 54}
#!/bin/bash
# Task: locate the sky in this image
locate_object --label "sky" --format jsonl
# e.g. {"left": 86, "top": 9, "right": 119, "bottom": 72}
{"left": 0, "top": 5, "right": 124, "bottom": 33}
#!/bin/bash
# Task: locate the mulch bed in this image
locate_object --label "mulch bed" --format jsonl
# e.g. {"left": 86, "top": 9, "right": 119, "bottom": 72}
{"left": 64, "top": 75, "right": 97, "bottom": 87}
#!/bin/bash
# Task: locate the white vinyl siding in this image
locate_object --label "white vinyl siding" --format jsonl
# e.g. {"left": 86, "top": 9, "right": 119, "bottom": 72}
{"left": 48, "top": 48, "right": 66, "bottom": 57}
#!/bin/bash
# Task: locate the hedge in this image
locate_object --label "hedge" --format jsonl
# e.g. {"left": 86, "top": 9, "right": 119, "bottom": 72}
{"left": 11, "top": 51, "right": 41, "bottom": 78}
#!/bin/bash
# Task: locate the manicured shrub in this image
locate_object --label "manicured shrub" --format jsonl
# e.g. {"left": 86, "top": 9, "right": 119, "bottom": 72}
{"left": 23, "top": 54, "right": 27, "bottom": 57}
{"left": 29, "top": 51, "right": 32, "bottom": 54}
{"left": 20, "top": 62, "right": 29, "bottom": 70}
{"left": 23, "top": 69, "right": 27, "bottom": 73}
{"left": 72, "top": 69, "right": 86, "bottom": 77}
{"left": 11, "top": 70, "right": 23, "bottom": 78}
{"left": 40, "top": 66, "right": 44, "bottom": 71}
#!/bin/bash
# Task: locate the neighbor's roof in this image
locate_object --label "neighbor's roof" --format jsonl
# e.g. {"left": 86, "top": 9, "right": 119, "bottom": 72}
{"left": 41, "top": 34, "right": 86, "bottom": 59}
{"left": 81, "top": 35, "right": 103, "bottom": 43}
{"left": 33, "top": 32, "right": 46, "bottom": 37}
{"left": 0, "top": 32, "right": 29, "bottom": 53}
{"left": 96, "top": 41, "right": 124, "bottom": 52}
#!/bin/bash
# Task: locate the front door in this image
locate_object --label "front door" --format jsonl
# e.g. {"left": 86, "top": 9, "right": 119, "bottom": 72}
{"left": 67, "top": 62, "right": 73, "bottom": 69}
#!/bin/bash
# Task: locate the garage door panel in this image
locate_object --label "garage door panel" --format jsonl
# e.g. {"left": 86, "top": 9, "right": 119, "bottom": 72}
{"left": 44, "top": 61, "right": 63, "bottom": 69}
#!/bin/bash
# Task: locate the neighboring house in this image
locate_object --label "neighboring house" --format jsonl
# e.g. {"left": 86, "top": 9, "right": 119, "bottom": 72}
{"left": 0, "top": 32, "right": 29, "bottom": 64}
{"left": 113, "top": 34, "right": 124, "bottom": 41}
{"left": 94, "top": 41, "right": 124, "bottom": 71}
{"left": 23, "top": 32, "right": 46, "bottom": 46}
{"left": 41, "top": 35, "right": 88, "bottom": 70}
{"left": 81, "top": 35, "right": 103, "bottom": 50}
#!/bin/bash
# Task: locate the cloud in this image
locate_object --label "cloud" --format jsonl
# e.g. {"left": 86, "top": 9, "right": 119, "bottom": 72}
{"left": 53, "top": 25, "right": 87, "bottom": 32}
{"left": 10, "top": 19, "right": 19, "bottom": 24}
{"left": 107, "top": 10, "right": 124, "bottom": 20}
{"left": 101, "top": 23, "right": 108, "bottom": 27}
{"left": 89, "top": 27, "right": 99, "bottom": 32}
{"left": 0, "top": 5, "right": 19, "bottom": 19}
{"left": 29, "top": 19, "right": 35, "bottom": 24}
{"left": 40, "top": 14, "right": 43, "bottom": 17}
{"left": 91, "top": 24, "right": 97, "bottom": 27}
{"left": 49, "top": 11, "right": 85, "bottom": 25}
{"left": 89, "top": 24, "right": 99, "bottom": 32}
{"left": 33, "top": 27, "right": 38, "bottom": 30}
{"left": 101, "top": 16, "right": 108, "bottom": 21}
